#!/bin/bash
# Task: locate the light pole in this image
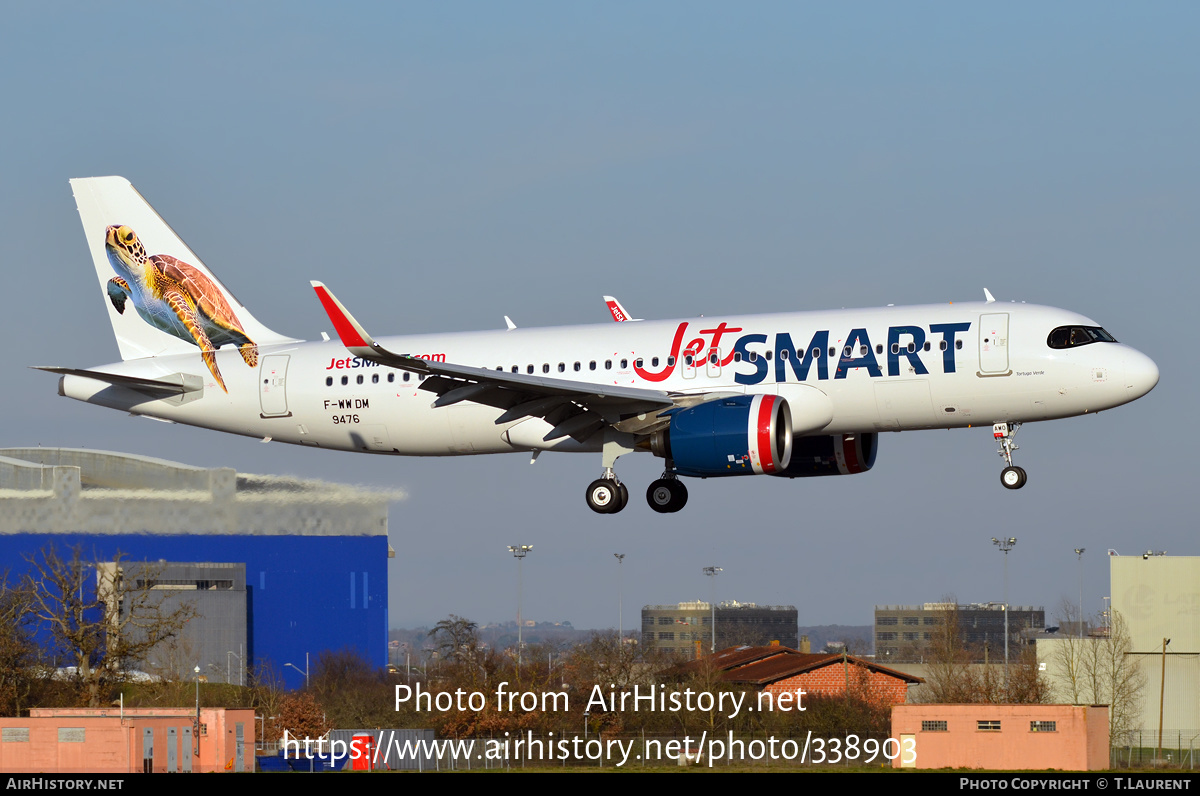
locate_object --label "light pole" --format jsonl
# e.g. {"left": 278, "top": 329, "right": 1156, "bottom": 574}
{"left": 703, "top": 566, "right": 722, "bottom": 652}
{"left": 992, "top": 537, "right": 1017, "bottom": 679}
{"left": 1074, "top": 548, "right": 1086, "bottom": 640}
{"left": 614, "top": 553, "right": 625, "bottom": 639}
{"left": 227, "top": 648, "right": 244, "bottom": 687}
{"left": 508, "top": 545, "right": 533, "bottom": 668}
{"left": 193, "top": 666, "right": 201, "bottom": 756}
{"left": 285, "top": 652, "right": 309, "bottom": 689}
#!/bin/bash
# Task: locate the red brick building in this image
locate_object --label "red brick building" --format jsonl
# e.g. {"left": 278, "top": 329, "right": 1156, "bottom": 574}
{"left": 681, "top": 646, "right": 922, "bottom": 705}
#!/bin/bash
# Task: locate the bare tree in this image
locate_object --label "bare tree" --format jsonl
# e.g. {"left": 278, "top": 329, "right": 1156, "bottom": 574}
{"left": 0, "top": 574, "right": 39, "bottom": 715}
{"left": 23, "top": 545, "right": 197, "bottom": 707}
{"left": 428, "top": 615, "right": 481, "bottom": 665}
{"left": 1046, "top": 607, "right": 1145, "bottom": 743}
{"left": 1088, "top": 611, "right": 1145, "bottom": 745}
{"left": 921, "top": 602, "right": 978, "bottom": 703}
{"left": 920, "top": 600, "right": 1047, "bottom": 704}
{"left": 1050, "top": 599, "right": 1089, "bottom": 705}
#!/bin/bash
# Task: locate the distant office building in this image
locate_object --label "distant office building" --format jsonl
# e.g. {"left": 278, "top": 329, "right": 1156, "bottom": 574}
{"left": 642, "top": 601, "right": 798, "bottom": 655}
{"left": 0, "top": 448, "right": 394, "bottom": 687}
{"left": 875, "top": 603, "right": 1044, "bottom": 663}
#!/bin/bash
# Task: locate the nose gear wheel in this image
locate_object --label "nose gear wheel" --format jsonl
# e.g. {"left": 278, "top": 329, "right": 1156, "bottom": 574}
{"left": 994, "top": 422, "right": 1027, "bottom": 490}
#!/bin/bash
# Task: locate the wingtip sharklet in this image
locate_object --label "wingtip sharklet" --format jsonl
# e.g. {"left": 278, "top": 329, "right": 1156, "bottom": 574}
{"left": 310, "top": 281, "right": 373, "bottom": 349}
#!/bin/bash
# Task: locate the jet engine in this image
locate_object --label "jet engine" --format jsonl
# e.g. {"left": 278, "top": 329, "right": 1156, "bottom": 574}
{"left": 770, "top": 432, "right": 878, "bottom": 477}
{"left": 649, "top": 394, "right": 792, "bottom": 477}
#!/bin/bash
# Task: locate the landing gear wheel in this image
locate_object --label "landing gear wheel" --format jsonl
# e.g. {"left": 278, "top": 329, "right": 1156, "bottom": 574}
{"left": 617, "top": 482, "right": 629, "bottom": 512}
{"left": 1001, "top": 466, "right": 1027, "bottom": 490}
{"left": 646, "top": 478, "right": 689, "bottom": 513}
{"left": 586, "top": 479, "right": 625, "bottom": 514}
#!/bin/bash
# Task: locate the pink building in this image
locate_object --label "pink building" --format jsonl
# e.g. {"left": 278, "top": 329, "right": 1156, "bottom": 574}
{"left": 891, "top": 704, "right": 1109, "bottom": 770}
{"left": 0, "top": 708, "right": 254, "bottom": 773}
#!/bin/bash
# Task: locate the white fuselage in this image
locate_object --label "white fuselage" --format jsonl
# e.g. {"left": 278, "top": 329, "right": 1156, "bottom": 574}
{"left": 59, "top": 301, "right": 1159, "bottom": 457}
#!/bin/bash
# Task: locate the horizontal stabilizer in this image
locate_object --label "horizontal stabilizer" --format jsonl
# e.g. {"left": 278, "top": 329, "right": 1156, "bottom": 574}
{"left": 32, "top": 366, "right": 204, "bottom": 395}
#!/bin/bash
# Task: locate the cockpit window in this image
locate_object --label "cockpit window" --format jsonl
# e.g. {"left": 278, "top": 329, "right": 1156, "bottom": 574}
{"left": 1047, "top": 326, "right": 1118, "bottom": 349}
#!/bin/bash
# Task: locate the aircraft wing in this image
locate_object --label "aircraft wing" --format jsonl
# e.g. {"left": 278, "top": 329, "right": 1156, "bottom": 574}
{"left": 311, "top": 282, "right": 676, "bottom": 441}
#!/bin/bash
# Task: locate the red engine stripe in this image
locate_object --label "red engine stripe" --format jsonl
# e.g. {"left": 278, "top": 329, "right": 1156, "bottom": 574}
{"left": 756, "top": 395, "right": 776, "bottom": 473}
{"left": 842, "top": 434, "right": 861, "bottom": 473}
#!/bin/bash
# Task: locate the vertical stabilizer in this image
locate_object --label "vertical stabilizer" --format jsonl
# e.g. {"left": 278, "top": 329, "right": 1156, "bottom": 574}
{"left": 71, "top": 176, "right": 297, "bottom": 367}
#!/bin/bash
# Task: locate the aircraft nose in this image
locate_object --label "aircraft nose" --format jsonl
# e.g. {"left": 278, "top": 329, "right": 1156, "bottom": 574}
{"left": 1124, "top": 349, "right": 1159, "bottom": 398}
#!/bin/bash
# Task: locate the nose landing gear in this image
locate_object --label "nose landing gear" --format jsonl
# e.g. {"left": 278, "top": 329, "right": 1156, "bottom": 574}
{"left": 994, "top": 422, "right": 1027, "bottom": 490}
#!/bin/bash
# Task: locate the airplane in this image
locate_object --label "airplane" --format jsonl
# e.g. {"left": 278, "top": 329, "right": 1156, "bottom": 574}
{"left": 40, "top": 176, "right": 1160, "bottom": 514}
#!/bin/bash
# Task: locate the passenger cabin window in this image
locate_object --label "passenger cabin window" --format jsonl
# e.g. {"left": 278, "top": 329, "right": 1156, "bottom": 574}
{"left": 326, "top": 377, "right": 333, "bottom": 386}
{"left": 558, "top": 363, "right": 565, "bottom": 372}
{"left": 388, "top": 373, "right": 395, "bottom": 382}
{"left": 1048, "top": 326, "right": 1117, "bottom": 349}
{"left": 876, "top": 344, "right": 883, "bottom": 355}
{"left": 542, "top": 364, "right": 550, "bottom": 373}
{"left": 590, "top": 361, "right": 597, "bottom": 370}
{"left": 667, "top": 356, "right": 675, "bottom": 366}
{"left": 403, "top": 373, "right": 410, "bottom": 382}
{"left": 527, "top": 365, "right": 534, "bottom": 374}
{"left": 605, "top": 360, "right": 612, "bottom": 370}
{"left": 341, "top": 376, "right": 348, "bottom": 385}
{"left": 621, "top": 359, "right": 628, "bottom": 369}
{"left": 356, "top": 375, "right": 364, "bottom": 384}
{"left": 372, "top": 374, "right": 379, "bottom": 383}
{"left": 574, "top": 362, "right": 581, "bottom": 371}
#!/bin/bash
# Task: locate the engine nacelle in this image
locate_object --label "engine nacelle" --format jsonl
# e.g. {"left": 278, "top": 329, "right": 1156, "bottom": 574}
{"left": 770, "top": 432, "right": 878, "bottom": 478}
{"left": 650, "top": 395, "right": 792, "bottom": 477}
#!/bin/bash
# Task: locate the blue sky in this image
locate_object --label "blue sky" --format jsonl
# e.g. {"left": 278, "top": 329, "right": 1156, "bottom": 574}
{"left": 2, "top": 3, "right": 1195, "bottom": 632}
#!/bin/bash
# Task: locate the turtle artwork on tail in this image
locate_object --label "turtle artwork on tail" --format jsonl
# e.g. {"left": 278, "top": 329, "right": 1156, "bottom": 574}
{"left": 103, "top": 224, "right": 258, "bottom": 392}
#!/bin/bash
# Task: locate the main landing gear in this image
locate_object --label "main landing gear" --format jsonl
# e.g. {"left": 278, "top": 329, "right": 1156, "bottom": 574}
{"left": 585, "top": 470, "right": 630, "bottom": 514}
{"left": 584, "top": 471, "right": 690, "bottom": 514}
{"left": 994, "top": 422, "right": 1027, "bottom": 490}
{"left": 647, "top": 474, "right": 688, "bottom": 514}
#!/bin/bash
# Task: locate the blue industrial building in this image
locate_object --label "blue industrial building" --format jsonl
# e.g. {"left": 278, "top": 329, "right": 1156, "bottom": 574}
{"left": 0, "top": 449, "right": 394, "bottom": 688}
